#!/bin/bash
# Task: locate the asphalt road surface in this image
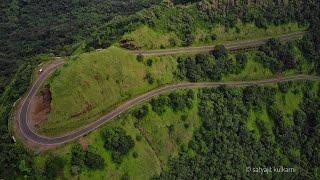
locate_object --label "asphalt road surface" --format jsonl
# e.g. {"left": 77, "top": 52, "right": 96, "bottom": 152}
{"left": 18, "top": 31, "right": 319, "bottom": 146}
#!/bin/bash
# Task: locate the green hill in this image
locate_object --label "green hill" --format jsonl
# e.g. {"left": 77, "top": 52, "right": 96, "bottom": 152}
{"left": 40, "top": 47, "right": 177, "bottom": 135}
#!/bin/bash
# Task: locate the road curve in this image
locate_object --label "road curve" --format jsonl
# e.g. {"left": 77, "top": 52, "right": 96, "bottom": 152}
{"left": 19, "top": 66, "right": 320, "bottom": 145}
{"left": 17, "top": 31, "right": 319, "bottom": 146}
{"left": 133, "top": 31, "right": 306, "bottom": 56}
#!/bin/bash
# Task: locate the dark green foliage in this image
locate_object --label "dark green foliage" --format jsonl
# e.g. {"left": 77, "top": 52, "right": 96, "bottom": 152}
{"left": 70, "top": 143, "right": 105, "bottom": 173}
{"left": 212, "top": 45, "right": 228, "bottom": 59}
{"left": 137, "top": 54, "right": 144, "bottom": 62}
{"left": 183, "top": 123, "right": 189, "bottom": 129}
{"left": 167, "top": 124, "right": 175, "bottom": 135}
{"left": 278, "top": 82, "right": 292, "bottom": 93}
{"left": 71, "top": 143, "right": 86, "bottom": 171}
{"left": 169, "top": 92, "right": 193, "bottom": 111}
{"left": 146, "top": 59, "right": 153, "bottom": 66}
{"left": 44, "top": 155, "right": 65, "bottom": 180}
{"left": 150, "top": 91, "right": 194, "bottom": 114}
{"left": 158, "top": 82, "right": 320, "bottom": 179}
{"left": 150, "top": 95, "right": 169, "bottom": 115}
{"left": 133, "top": 105, "right": 149, "bottom": 120}
{"left": 0, "top": 127, "right": 34, "bottom": 179}
{"left": 85, "top": 151, "right": 105, "bottom": 169}
{"left": 172, "top": 0, "right": 201, "bottom": 5}
{"left": 256, "top": 39, "right": 298, "bottom": 73}
{"left": 181, "top": 114, "right": 187, "bottom": 121}
{"left": 177, "top": 54, "right": 218, "bottom": 82}
{"left": 132, "top": 151, "right": 139, "bottom": 158}
{"left": 145, "top": 72, "right": 154, "bottom": 84}
{"left": 235, "top": 53, "right": 248, "bottom": 73}
{"left": 104, "top": 127, "right": 135, "bottom": 163}
{"left": 136, "top": 134, "right": 142, "bottom": 141}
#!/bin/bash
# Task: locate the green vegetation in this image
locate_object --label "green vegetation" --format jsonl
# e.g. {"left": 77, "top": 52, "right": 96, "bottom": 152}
{"left": 104, "top": 127, "right": 135, "bottom": 163}
{"left": 1, "top": 0, "right": 320, "bottom": 179}
{"left": 121, "top": 22, "right": 305, "bottom": 50}
{"left": 25, "top": 81, "right": 320, "bottom": 179}
{"left": 27, "top": 90, "right": 200, "bottom": 179}
{"left": 159, "top": 81, "right": 320, "bottom": 179}
{"left": 40, "top": 47, "right": 177, "bottom": 135}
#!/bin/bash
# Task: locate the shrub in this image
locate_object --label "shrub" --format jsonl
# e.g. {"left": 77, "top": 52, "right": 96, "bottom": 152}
{"left": 85, "top": 152, "right": 105, "bottom": 169}
{"left": 146, "top": 59, "right": 153, "bottom": 66}
{"left": 137, "top": 54, "right": 144, "bottom": 62}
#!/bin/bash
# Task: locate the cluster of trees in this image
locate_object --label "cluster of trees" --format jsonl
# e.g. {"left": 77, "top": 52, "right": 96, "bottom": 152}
{"left": 150, "top": 90, "right": 194, "bottom": 115}
{"left": 104, "top": 127, "right": 135, "bottom": 163}
{"left": 70, "top": 143, "right": 105, "bottom": 175}
{"left": 0, "top": 127, "right": 33, "bottom": 178}
{"left": 177, "top": 46, "right": 247, "bottom": 82}
{"left": 138, "top": 0, "right": 318, "bottom": 46}
{"left": 158, "top": 81, "right": 320, "bottom": 179}
{"left": 256, "top": 39, "right": 298, "bottom": 73}
{"left": 299, "top": 20, "right": 320, "bottom": 75}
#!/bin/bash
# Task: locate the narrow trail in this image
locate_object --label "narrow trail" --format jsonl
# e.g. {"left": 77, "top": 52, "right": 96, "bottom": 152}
{"left": 16, "top": 31, "right": 318, "bottom": 146}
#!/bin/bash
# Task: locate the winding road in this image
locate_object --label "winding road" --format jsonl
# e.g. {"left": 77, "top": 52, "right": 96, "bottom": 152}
{"left": 17, "top": 31, "right": 319, "bottom": 146}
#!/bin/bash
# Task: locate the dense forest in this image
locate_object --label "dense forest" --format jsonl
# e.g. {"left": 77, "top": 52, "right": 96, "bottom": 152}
{"left": 158, "top": 82, "right": 320, "bottom": 179}
{"left": 1, "top": 0, "right": 320, "bottom": 179}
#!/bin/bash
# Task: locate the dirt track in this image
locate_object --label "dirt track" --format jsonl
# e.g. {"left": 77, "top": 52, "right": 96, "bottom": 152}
{"left": 16, "top": 31, "right": 319, "bottom": 146}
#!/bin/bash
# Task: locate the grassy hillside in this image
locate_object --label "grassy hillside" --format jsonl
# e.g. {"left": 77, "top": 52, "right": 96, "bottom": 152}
{"left": 40, "top": 47, "right": 178, "bottom": 135}
{"left": 120, "top": 22, "right": 305, "bottom": 50}
{"left": 35, "top": 90, "right": 201, "bottom": 179}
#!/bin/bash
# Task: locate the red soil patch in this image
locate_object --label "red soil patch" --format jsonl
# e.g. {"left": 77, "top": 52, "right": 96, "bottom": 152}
{"left": 29, "top": 86, "right": 52, "bottom": 129}
{"left": 79, "top": 137, "right": 89, "bottom": 150}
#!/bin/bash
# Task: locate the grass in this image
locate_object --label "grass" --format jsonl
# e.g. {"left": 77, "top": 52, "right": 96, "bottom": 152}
{"left": 275, "top": 89, "right": 303, "bottom": 125}
{"left": 223, "top": 52, "right": 273, "bottom": 81}
{"left": 120, "top": 25, "right": 181, "bottom": 49}
{"left": 247, "top": 105, "right": 274, "bottom": 139}
{"left": 205, "top": 22, "right": 305, "bottom": 45}
{"left": 120, "top": 21, "right": 306, "bottom": 50}
{"left": 40, "top": 47, "right": 178, "bottom": 136}
{"left": 137, "top": 90, "right": 201, "bottom": 166}
{"left": 35, "top": 90, "right": 201, "bottom": 179}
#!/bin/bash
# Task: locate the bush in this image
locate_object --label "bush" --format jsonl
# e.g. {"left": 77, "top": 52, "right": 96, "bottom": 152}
{"left": 132, "top": 152, "right": 139, "bottom": 158}
{"left": 85, "top": 152, "right": 105, "bottom": 169}
{"left": 145, "top": 72, "right": 154, "bottom": 84}
{"left": 146, "top": 59, "right": 153, "bottom": 66}
{"left": 136, "top": 134, "right": 142, "bottom": 141}
{"left": 133, "top": 105, "right": 149, "bottom": 120}
{"left": 137, "top": 54, "right": 144, "bottom": 62}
